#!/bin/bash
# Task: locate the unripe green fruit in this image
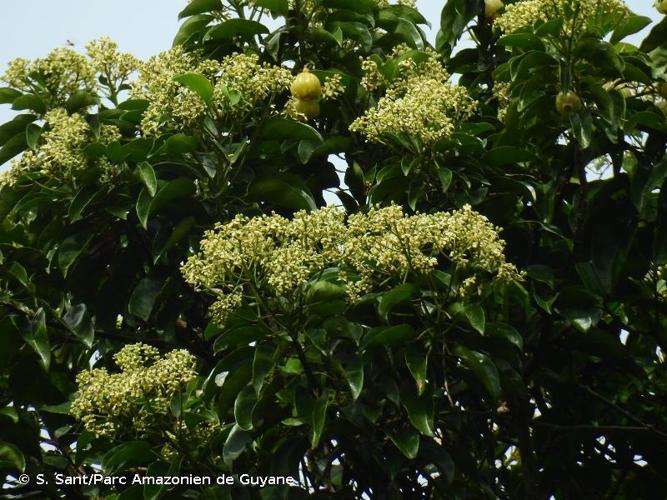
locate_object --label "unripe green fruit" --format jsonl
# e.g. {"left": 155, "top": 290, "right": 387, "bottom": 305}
{"left": 556, "top": 91, "right": 583, "bottom": 115}
{"left": 290, "top": 68, "right": 322, "bottom": 101}
{"left": 656, "top": 0, "right": 667, "bottom": 15}
{"left": 295, "top": 99, "right": 320, "bottom": 120}
{"left": 485, "top": 0, "right": 504, "bottom": 19}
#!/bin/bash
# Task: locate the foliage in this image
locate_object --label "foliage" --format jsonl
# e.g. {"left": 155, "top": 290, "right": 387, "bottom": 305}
{"left": 0, "top": 0, "right": 666, "bottom": 498}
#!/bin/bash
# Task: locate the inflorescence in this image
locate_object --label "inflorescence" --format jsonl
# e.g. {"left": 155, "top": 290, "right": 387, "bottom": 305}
{"left": 182, "top": 205, "right": 521, "bottom": 326}
{"left": 350, "top": 49, "right": 476, "bottom": 146}
{"left": 70, "top": 343, "right": 197, "bottom": 438}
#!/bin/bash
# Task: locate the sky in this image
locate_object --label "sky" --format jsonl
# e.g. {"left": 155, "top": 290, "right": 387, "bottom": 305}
{"left": 0, "top": 0, "right": 660, "bottom": 126}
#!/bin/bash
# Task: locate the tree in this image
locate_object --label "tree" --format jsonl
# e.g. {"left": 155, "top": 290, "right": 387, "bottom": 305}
{"left": 0, "top": 0, "right": 666, "bottom": 498}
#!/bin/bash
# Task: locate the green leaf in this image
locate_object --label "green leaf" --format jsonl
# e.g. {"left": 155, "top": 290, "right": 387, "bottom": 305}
{"left": 342, "top": 358, "right": 364, "bottom": 400}
{"left": 223, "top": 425, "right": 252, "bottom": 466}
{"left": 640, "top": 16, "right": 667, "bottom": 52}
{"left": 178, "top": 0, "right": 222, "bottom": 18}
{"left": 137, "top": 178, "right": 196, "bottom": 228}
{"left": 298, "top": 140, "right": 318, "bottom": 164}
{"left": 58, "top": 233, "right": 93, "bottom": 276}
{"left": 464, "top": 303, "right": 486, "bottom": 334}
{"left": 498, "top": 33, "right": 545, "bottom": 51}
{"left": 382, "top": 5, "right": 429, "bottom": 26}
{"left": 25, "top": 123, "right": 41, "bottom": 149}
{"left": 401, "top": 390, "right": 434, "bottom": 436}
{"left": 39, "top": 402, "right": 72, "bottom": 415}
{"left": 454, "top": 346, "right": 501, "bottom": 401}
{"left": 8, "top": 262, "right": 28, "bottom": 288}
{"left": 0, "top": 441, "right": 25, "bottom": 472}
{"left": 610, "top": 14, "right": 651, "bottom": 45}
{"left": 11, "top": 94, "right": 46, "bottom": 114}
{"left": 173, "top": 73, "right": 214, "bottom": 103}
{"left": 173, "top": 14, "right": 213, "bottom": 46}
{"left": 488, "top": 323, "right": 524, "bottom": 351}
{"left": 0, "top": 87, "right": 21, "bottom": 104}
{"left": 154, "top": 133, "right": 198, "bottom": 156}
{"left": 205, "top": 19, "right": 269, "bottom": 42}
{"left": 260, "top": 117, "right": 323, "bottom": 142}
{"left": 0, "top": 407, "right": 19, "bottom": 424}
{"left": 137, "top": 162, "right": 158, "bottom": 197}
{"left": 331, "top": 21, "right": 373, "bottom": 52}
{"left": 68, "top": 187, "right": 97, "bottom": 222}
{"left": 310, "top": 395, "right": 329, "bottom": 448}
{"left": 234, "top": 385, "right": 258, "bottom": 431}
{"left": 569, "top": 112, "right": 593, "bottom": 149}
{"left": 136, "top": 187, "right": 151, "bottom": 229}
{"left": 0, "top": 114, "right": 34, "bottom": 146}
{"left": 435, "top": 0, "right": 477, "bottom": 56}
{"left": 249, "top": 176, "right": 317, "bottom": 211}
{"left": 252, "top": 344, "right": 275, "bottom": 393}
{"left": 485, "top": 146, "right": 536, "bottom": 167}
{"left": 253, "top": 0, "right": 289, "bottom": 16}
{"left": 128, "top": 278, "right": 162, "bottom": 322}
{"left": 391, "top": 17, "right": 425, "bottom": 50}
{"left": 65, "top": 90, "right": 99, "bottom": 113}
{"left": 405, "top": 346, "right": 428, "bottom": 396}
{"left": 388, "top": 428, "right": 420, "bottom": 459}
{"left": 153, "top": 216, "right": 195, "bottom": 264}
{"left": 0, "top": 132, "right": 27, "bottom": 166}
{"left": 364, "top": 324, "right": 416, "bottom": 348}
{"left": 378, "top": 283, "right": 418, "bottom": 321}
{"left": 321, "top": 0, "right": 376, "bottom": 13}
{"left": 25, "top": 309, "right": 51, "bottom": 371}
{"left": 437, "top": 165, "right": 453, "bottom": 193}
{"left": 313, "top": 26, "right": 343, "bottom": 46}
{"left": 102, "top": 441, "right": 155, "bottom": 474}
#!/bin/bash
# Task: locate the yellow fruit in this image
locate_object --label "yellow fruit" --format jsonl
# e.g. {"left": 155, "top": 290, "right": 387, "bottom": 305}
{"left": 295, "top": 99, "right": 320, "bottom": 120}
{"left": 556, "top": 91, "right": 583, "bottom": 115}
{"left": 657, "top": 0, "right": 667, "bottom": 15}
{"left": 485, "top": 0, "right": 504, "bottom": 19}
{"left": 290, "top": 68, "right": 322, "bottom": 101}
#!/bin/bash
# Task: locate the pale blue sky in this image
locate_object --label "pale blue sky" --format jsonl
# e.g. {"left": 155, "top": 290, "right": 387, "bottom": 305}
{"left": 0, "top": 0, "right": 659, "bottom": 125}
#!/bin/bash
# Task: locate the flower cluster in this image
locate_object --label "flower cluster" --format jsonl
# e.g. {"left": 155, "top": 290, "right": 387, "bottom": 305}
{"left": 0, "top": 109, "right": 121, "bottom": 186}
{"left": 214, "top": 52, "right": 292, "bottom": 112}
{"left": 182, "top": 205, "right": 520, "bottom": 325}
{"left": 321, "top": 73, "right": 345, "bottom": 101}
{"left": 130, "top": 47, "right": 216, "bottom": 135}
{"left": 360, "top": 58, "right": 385, "bottom": 92}
{"left": 495, "top": 0, "right": 627, "bottom": 35}
{"left": 2, "top": 39, "right": 139, "bottom": 108}
{"left": 85, "top": 37, "right": 140, "bottom": 89}
{"left": 70, "top": 343, "right": 197, "bottom": 438}
{"left": 350, "top": 51, "right": 475, "bottom": 146}
{"left": 2, "top": 48, "right": 96, "bottom": 104}
{"left": 131, "top": 49, "right": 291, "bottom": 135}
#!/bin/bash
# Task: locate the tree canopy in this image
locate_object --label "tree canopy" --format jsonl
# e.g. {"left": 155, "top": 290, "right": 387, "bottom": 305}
{"left": 0, "top": 0, "right": 666, "bottom": 498}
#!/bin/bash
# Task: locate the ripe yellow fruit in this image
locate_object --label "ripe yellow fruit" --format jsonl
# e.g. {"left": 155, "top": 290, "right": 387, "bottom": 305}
{"left": 556, "top": 91, "right": 583, "bottom": 115}
{"left": 290, "top": 68, "right": 322, "bottom": 101}
{"left": 295, "top": 99, "right": 320, "bottom": 120}
{"left": 485, "top": 0, "right": 504, "bottom": 19}
{"left": 656, "top": 0, "right": 667, "bottom": 14}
